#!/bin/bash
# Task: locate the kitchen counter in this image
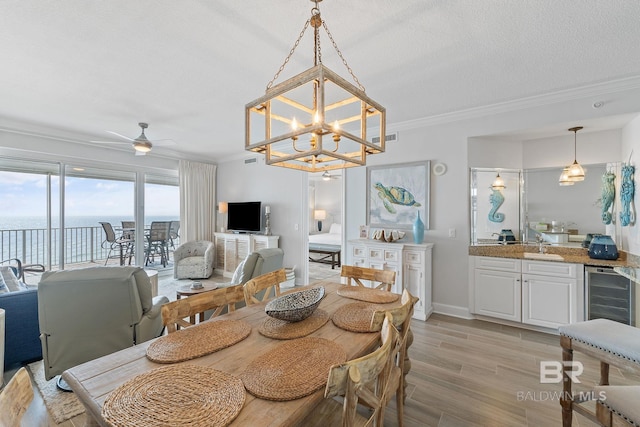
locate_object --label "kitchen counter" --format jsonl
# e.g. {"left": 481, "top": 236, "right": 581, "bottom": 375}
{"left": 469, "top": 244, "right": 640, "bottom": 268}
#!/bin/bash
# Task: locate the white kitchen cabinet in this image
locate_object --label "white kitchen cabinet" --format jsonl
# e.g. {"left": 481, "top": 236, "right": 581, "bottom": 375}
{"left": 521, "top": 260, "right": 579, "bottom": 328}
{"left": 469, "top": 256, "right": 583, "bottom": 329}
{"left": 214, "top": 233, "right": 280, "bottom": 277}
{"left": 349, "top": 239, "right": 433, "bottom": 320}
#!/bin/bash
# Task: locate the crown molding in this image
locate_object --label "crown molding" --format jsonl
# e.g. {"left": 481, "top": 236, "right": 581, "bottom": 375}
{"left": 389, "top": 75, "right": 640, "bottom": 133}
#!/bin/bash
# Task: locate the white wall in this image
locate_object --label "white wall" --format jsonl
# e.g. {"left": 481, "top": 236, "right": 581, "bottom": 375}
{"left": 312, "top": 178, "right": 342, "bottom": 232}
{"left": 215, "top": 157, "right": 310, "bottom": 285}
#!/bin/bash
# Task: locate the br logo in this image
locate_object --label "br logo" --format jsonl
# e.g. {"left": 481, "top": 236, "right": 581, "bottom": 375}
{"left": 540, "top": 361, "right": 584, "bottom": 384}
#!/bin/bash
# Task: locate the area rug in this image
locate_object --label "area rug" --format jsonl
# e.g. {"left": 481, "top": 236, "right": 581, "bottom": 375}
{"left": 27, "top": 361, "right": 85, "bottom": 424}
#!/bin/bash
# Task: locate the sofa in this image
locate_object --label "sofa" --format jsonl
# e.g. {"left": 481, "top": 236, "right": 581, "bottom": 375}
{"left": 38, "top": 266, "right": 169, "bottom": 381}
{"left": 0, "top": 267, "right": 42, "bottom": 370}
{"left": 173, "top": 240, "right": 215, "bottom": 279}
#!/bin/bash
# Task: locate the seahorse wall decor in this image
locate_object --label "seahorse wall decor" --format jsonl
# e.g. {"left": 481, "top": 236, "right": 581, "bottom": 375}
{"left": 488, "top": 189, "right": 505, "bottom": 223}
{"left": 620, "top": 163, "right": 636, "bottom": 226}
{"left": 601, "top": 171, "right": 616, "bottom": 225}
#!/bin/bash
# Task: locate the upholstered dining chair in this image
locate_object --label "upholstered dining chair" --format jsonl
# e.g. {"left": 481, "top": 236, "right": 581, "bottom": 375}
{"left": 303, "top": 312, "right": 399, "bottom": 427}
{"left": 0, "top": 367, "right": 34, "bottom": 426}
{"left": 161, "top": 284, "right": 246, "bottom": 333}
{"left": 370, "top": 289, "right": 420, "bottom": 427}
{"left": 243, "top": 268, "right": 287, "bottom": 305}
{"left": 341, "top": 265, "right": 397, "bottom": 292}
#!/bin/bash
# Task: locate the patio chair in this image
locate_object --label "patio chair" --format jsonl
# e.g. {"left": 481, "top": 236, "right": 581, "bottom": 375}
{"left": 145, "top": 221, "right": 171, "bottom": 267}
{"left": 0, "top": 258, "right": 45, "bottom": 282}
{"left": 169, "top": 220, "right": 180, "bottom": 249}
{"left": 100, "top": 222, "right": 133, "bottom": 265}
{"left": 121, "top": 220, "right": 135, "bottom": 240}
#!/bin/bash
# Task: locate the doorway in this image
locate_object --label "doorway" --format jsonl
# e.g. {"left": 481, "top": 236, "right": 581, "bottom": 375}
{"left": 307, "top": 170, "right": 343, "bottom": 282}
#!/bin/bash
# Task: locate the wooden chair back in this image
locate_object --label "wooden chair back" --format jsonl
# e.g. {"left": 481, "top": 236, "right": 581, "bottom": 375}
{"left": 161, "top": 284, "right": 245, "bottom": 333}
{"left": 243, "top": 268, "right": 286, "bottom": 305}
{"left": 341, "top": 265, "right": 396, "bottom": 292}
{"left": 323, "top": 312, "right": 399, "bottom": 426}
{"left": 370, "top": 289, "right": 419, "bottom": 427}
{"left": 0, "top": 367, "right": 34, "bottom": 426}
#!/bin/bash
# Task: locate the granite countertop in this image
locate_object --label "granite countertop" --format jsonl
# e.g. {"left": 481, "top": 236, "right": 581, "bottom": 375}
{"left": 468, "top": 244, "right": 640, "bottom": 268}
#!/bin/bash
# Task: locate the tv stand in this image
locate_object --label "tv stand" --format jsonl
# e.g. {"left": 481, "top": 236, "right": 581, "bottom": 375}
{"left": 214, "top": 233, "right": 280, "bottom": 278}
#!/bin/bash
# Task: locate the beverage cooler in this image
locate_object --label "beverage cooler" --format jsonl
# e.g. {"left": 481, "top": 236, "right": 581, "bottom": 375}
{"left": 585, "top": 266, "right": 634, "bottom": 326}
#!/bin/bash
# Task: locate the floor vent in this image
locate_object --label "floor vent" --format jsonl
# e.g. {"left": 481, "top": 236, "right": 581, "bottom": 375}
{"left": 244, "top": 158, "right": 257, "bottom": 164}
{"left": 371, "top": 132, "right": 398, "bottom": 145}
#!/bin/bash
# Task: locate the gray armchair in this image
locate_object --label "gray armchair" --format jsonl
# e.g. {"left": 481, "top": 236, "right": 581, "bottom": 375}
{"left": 173, "top": 240, "right": 215, "bottom": 279}
{"left": 37, "top": 266, "right": 169, "bottom": 382}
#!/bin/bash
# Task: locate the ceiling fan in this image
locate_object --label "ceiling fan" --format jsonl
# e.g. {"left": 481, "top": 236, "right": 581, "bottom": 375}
{"left": 90, "top": 122, "right": 175, "bottom": 156}
{"left": 321, "top": 171, "right": 341, "bottom": 181}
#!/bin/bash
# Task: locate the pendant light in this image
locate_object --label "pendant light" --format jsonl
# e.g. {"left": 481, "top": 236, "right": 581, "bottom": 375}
{"left": 558, "top": 166, "right": 574, "bottom": 186}
{"left": 566, "top": 126, "right": 585, "bottom": 182}
{"left": 491, "top": 172, "right": 506, "bottom": 190}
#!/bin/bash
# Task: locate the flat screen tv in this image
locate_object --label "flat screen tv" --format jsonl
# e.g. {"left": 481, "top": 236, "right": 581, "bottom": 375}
{"left": 227, "top": 201, "right": 262, "bottom": 233}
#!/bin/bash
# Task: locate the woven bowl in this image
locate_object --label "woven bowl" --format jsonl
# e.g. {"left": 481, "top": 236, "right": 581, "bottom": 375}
{"left": 265, "top": 287, "right": 325, "bottom": 322}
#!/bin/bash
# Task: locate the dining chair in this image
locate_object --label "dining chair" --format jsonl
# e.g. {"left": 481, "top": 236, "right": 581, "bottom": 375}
{"left": 243, "top": 268, "right": 287, "bottom": 305}
{"left": 145, "top": 221, "right": 171, "bottom": 267}
{"left": 370, "top": 289, "right": 420, "bottom": 427}
{"left": 341, "top": 265, "right": 397, "bottom": 292}
{"left": 161, "top": 284, "right": 246, "bottom": 333}
{"left": 0, "top": 367, "right": 34, "bottom": 426}
{"left": 100, "top": 222, "right": 133, "bottom": 265}
{"left": 303, "top": 312, "right": 399, "bottom": 427}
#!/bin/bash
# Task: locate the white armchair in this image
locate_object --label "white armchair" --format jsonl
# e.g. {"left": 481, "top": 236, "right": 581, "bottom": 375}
{"left": 173, "top": 240, "right": 215, "bottom": 279}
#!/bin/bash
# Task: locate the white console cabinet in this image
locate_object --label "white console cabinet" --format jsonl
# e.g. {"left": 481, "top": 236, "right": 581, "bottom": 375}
{"left": 348, "top": 239, "right": 433, "bottom": 321}
{"left": 470, "top": 256, "right": 582, "bottom": 329}
{"left": 214, "top": 233, "right": 280, "bottom": 278}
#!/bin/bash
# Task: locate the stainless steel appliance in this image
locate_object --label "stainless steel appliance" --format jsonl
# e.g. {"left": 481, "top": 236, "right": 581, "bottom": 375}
{"left": 585, "top": 266, "right": 634, "bottom": 325}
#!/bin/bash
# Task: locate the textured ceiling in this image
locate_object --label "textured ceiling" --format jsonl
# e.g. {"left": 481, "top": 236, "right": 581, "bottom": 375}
{"left": 1, "top": 0, "right": 640, "bottom": 161}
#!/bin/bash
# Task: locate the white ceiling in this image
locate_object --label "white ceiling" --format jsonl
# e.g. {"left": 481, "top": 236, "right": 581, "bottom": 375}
{"left": 2, "top": 1, "right": 640, "bottom": 162}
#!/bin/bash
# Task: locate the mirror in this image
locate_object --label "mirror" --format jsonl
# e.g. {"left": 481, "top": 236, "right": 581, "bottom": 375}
{"left": 470, "top": 163, "right": 620, "bottom": 246}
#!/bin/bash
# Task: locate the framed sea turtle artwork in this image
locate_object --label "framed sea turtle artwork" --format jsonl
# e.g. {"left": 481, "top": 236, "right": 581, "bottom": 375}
{"left": 367, "top": 161, "right": 430, "bottom": 230}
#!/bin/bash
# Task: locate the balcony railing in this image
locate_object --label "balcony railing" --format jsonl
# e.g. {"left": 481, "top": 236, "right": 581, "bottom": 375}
{"left": 0, "top": 226, "right": 177, "bottom": 268}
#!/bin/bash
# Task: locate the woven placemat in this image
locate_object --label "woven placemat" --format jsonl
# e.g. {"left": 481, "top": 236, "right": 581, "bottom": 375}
{"left": 102, "top": 364, "right": 245, "bottom": 427}
{"left": 240, "top": 337, "right": 346, "bottom": 401}
{"left": 332, "top": 302, "right": 381, "bottom": 333}
{"left": 336, "top": 285, "right": 399, "bottom": 303}
{"left": 259, "top": 308, "right": 330, "bottom": 340}
{"left": 146, "top": 319, "right": 251, "bottom": 363}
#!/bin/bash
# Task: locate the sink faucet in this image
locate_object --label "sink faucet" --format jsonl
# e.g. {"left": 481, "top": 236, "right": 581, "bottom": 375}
{"left": 492, "top": 232, "right": 507, "bottom": 245}
{"left": 535, "top": 234, "right": 547, "bottom": 254}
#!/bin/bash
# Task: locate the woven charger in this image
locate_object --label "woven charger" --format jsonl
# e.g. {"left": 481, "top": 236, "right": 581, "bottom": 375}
{"left": 102, "top": 364, "right": 244, "bottom": 427}
{"left": 336, "top": 285, "right": 399, "bottom": 303}
{"left": 332, "top": 302, "right": 381, "bottom": 333}
{"left": 146, "top": 319, "right": 251, "bottom": 363}
{"left": 259, "top": 308, "right": 330, "bottom": 340}
{"left": 240, "top": 337, "right": 346, "bottom": 401}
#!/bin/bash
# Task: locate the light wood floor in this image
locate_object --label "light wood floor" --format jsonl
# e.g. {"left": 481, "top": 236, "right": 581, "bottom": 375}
{"left": 7, "top": 262, "right": 640, "bottom": 426}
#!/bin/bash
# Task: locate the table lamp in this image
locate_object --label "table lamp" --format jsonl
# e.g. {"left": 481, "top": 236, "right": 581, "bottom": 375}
{"left": 314, "top": 210, "right": 327, "bottom": 232}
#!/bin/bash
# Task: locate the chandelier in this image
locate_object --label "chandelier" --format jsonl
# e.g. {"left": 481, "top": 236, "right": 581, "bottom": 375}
{"left": 245, "top": 0, "right": 386, "bottom": 172}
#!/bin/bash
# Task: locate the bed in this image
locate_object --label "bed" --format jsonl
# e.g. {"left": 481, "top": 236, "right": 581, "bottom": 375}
{"left": 308, "top": 223, "right": 342, "bottom": 269}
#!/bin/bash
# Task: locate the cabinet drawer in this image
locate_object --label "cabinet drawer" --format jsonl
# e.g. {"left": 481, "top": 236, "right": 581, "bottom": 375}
{"left": 404, "top": 250, "right": 422, "bottom": 264}
{"left": 474, "top": 256, "right": 521, "bottom": 273}
{"left": 368, "top": 247, "right": 400, "bottom": 263}
{"left": 522, "top": 260, "right": 577, "bottom": 279}
{"left": 352, "top": 245, "right": 366, "bottom": 258}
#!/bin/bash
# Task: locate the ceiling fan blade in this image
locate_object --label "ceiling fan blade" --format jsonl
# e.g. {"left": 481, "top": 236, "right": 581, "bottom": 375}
{"left": 89, "top": 140, "right": 130, "bottom": 145}
{"left": 151, "top": 139, "right": 177, "bottom": 147}
{"left": 106, "top": 131, "right": 135, "bottom": 142}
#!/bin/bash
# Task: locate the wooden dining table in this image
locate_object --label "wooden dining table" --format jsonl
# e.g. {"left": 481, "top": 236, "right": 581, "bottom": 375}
{"left": 62, "top": 280, "right": 404, "bottom": 427}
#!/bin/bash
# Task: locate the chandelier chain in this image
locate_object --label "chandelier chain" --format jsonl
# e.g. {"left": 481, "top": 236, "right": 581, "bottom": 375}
{"left": 266, "top": 19, "right": 311, "bottom": 90}
{"left": 322, "top": 21, "right": 365, "bottom": 92}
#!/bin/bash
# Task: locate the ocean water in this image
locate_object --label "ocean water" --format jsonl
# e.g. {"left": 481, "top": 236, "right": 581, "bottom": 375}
{"left": 0, "top": 215, "right": 178, "bottom": 230}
